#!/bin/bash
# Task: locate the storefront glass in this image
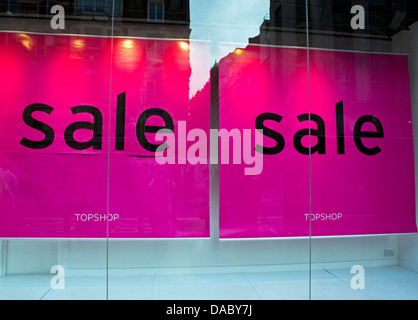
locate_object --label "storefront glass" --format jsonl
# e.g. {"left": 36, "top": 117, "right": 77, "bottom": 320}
{"left": 0, "top": 0, "right": 417, "bottom": 300}
{"left": 308, "top": 0, "right": 418, "bottom": 299}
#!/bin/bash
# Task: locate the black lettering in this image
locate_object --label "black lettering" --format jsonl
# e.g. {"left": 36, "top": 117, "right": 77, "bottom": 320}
{"left": 293, "top": 114, "right": 326, "bottom": 155}
{"left": 255, "top": 112, "right": 285, "bottom": 155}
{"left": 64, "top": 105, "right": 103, "bottom": 150}
{"left": 115, "top": 92, "right": 126, "bottom": 150}
{"left": 20, "top": 104, "right": 54, "bottom": 149}
{"left": 354, "top": 115, "right": 384, "bottom": 155}
{"left": 336, "top": 101, "right": 345, "bottom": 154}
{"left": 136, "top": 108, "right": 174, "bottom": 152}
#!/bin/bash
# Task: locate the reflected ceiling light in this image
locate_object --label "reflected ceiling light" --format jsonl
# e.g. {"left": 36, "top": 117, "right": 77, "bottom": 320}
{"left": 72, "top": 39, "right": 86, "bottom": 49}
{"left": 122, "top": 40, "right": 134, "bottom": 49}
{"left": 17, "top": 33, "right": 34, "bottom": 51}
{"left": 234, "top": 48, "right": 244, "bottom": 55}
{"left": 179, "top": 41, "right": 189, "bottom": 50}
{"left": 117, "top": 39, "right": 141, "bottom": 72}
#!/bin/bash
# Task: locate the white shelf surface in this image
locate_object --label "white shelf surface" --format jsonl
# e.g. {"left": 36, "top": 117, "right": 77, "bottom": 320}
{"left": 0, "top": 265, "right": 417, "bottom": 300}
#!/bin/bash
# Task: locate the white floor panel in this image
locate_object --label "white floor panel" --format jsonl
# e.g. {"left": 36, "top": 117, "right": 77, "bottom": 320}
{"left": 0, "top": 266, "right": 417, "bottom": 300}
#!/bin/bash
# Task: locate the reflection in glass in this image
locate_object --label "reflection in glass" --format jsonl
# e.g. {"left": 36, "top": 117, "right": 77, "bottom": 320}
{"left": 0, "top": 0, "right": 417, "bottom": 301}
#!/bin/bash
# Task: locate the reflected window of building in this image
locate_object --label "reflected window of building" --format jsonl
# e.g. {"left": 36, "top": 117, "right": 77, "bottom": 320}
{"left": 37, "top": 0, "right": 54, "bottom": 15}
{"left": 148, "top": 0, "right": 164, "bottom": 21}
{"left": 0, "top": 0, "right": 17, "bottom": 14}
{"left": 75, "top": 0, "right": 122, "bottom": 16}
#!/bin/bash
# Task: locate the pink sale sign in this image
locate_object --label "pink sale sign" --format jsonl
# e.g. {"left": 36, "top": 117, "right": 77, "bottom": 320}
{"left": 0, "top": 32, "right": 210, "bottom": 238}
{"left": 0, "top": 32, "right": 416, "bottom": 239}
{"left": 219, "top": 46, "right": 417, "bottom": 238}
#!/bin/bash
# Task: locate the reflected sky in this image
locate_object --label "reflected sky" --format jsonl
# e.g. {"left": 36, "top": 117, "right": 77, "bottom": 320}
{"left": 189, "top": 0, "right": 269, "bottom": 98}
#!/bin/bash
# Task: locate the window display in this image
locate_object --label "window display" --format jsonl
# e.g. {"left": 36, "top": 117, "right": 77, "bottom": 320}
{"left": 219, "top": 44, "right": 416, "bottom": 238}
{"left": 0, "top": 0, "right": 417, "bottom": 301}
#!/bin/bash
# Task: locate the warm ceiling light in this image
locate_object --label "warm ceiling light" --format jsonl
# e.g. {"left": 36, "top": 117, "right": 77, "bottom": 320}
{"left": 179, "top": 41, "right": 189, "bottom": 50}
{"left": 17, "top": 33, "right": 34, "bottom": 51}
{"left": 234, "top": 48, "right": 244, "bottom": 55}
{"left": 122, "top": 40, "right": 133, "bottom": 49}
{"left": 72, "top": 39, "right": 86, "bottom": 49}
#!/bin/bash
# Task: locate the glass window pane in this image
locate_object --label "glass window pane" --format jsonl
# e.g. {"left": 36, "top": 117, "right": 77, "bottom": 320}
{"left": 0, "top": 0, "right": 113, "bottom": 300}
{"left": 106, "top": 0, "right": 311, "bottom": 300}
{"left": 2, "top": 0, "right": 417, "bottom": 303}
{"left": 308, "top": 0, "right": 418, "bottom": 300}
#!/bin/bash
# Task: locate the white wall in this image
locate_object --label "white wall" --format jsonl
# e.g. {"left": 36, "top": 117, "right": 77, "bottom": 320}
{"left": 4, "top": 240, "right": 57, "bottom": 275}
{"left": 1, "top": 236, "right": 399, "bottom": 275}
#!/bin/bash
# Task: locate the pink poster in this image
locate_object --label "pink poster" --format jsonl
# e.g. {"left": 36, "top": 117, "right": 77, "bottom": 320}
{"left": 0, "top": 32, "right": 416, "bottom": 239}
{"left": 219, "top": 45, "right": 417, "bottom": 238}
{"left": 0, "top": 32, "right": 210, "bottom": 238}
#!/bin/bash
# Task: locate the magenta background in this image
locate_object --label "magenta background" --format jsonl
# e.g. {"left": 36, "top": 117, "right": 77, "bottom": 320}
{"left": 0, "top": 33, "right": 210, "bottom": 238}
{"left": 0, "top": 32, "right": 416, "bottom": 239}
{"left": 219, "top": 46, "right": 417, "bottom": 238}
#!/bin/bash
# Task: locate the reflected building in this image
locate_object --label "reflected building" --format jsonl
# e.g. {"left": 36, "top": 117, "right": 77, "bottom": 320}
{"left": 252, "top": 0, "right": 418, "bottom": 50}
{"left": 0, "top": 0, "right": 190, "bottom": 38}
{"left": 0, "top": 0, "right": 192, "bottom": 99}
